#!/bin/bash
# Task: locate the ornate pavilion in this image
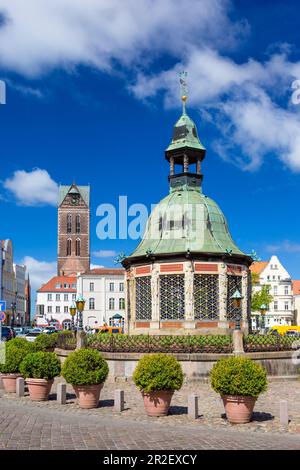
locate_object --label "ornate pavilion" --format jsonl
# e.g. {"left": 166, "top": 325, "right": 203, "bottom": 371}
{"left": 122, "top": 85, "right": 252, "bottom": 335}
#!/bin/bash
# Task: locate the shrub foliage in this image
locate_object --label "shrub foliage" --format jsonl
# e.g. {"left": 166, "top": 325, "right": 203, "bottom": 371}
{"left": 34, "top": 333, "right": 59, "bottom": 351}
{"left": 133, "top": 353, "right": 184, "bottom": 393}
{"left": 20, "top": 351, "right": 61, "bottom": 380}
{"left": 61, "top": 348, "right": 109, "bottom": 385}
{"left": 210, "top": 356, "right": 267, "bottom": 397}
{"left": 0, "top": 338, "right": 35, "bottom": 374}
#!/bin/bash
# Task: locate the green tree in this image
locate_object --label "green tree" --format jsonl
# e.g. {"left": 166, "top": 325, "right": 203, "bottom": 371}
{"left": 251, "top": 284, "right": 273, "bottom": 312}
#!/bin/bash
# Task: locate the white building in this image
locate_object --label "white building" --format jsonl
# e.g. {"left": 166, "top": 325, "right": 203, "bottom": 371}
{"left": 78, "top": 268, "right": 125, "bottom": 329}
{"left": 292, "top": 280, "right": 300, "bottom": 326}
{"left": 0, "top": 239, "right": 26, "bottom": 325}
{"left": 250, "top": 255, "right": 294, "bottom": 328}
{"left": 35, "top": 268, "right": 126, "bottom": 330}
{"left": 35, "top": 275, "right": 77, "bottom": 329}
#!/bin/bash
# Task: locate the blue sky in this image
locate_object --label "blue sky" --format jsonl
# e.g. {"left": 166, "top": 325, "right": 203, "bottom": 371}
{"left": 0, "top": 0, "right": 300, "bottom": 299}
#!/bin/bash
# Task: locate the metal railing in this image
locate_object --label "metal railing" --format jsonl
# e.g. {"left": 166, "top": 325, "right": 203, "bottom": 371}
{"left": 244, "top": 334, "right": 299, "bottom": 352}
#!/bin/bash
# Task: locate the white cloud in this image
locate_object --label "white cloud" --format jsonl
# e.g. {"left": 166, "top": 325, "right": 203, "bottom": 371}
{"left": 21, "top": 256, "right": 56, "bottom": 292}
{"left": 92, "top": 250, "right": 117, "bottom": 258}
{"left": 0, "top": 0, "right": 244, "bottom": 76}
{"left": 90, "top": 263, "right": 105, "bottom": 269}
{"left": 266, "top": 241, "right": 300, "bottom": 254}
{"left": 3, "top": 168, "right": 58, "bottom": 206}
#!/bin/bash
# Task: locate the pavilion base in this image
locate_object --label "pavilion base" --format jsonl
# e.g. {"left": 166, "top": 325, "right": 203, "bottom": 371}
{"left": 127, "top": 320, "right": 249, "bottom": 336}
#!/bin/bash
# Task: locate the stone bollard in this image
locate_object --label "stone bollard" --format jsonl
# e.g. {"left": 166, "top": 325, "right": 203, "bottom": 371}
{"left": 279, "top": 400, "right": 289, "bottom": 426}
{"left": 188, "top": 394, "right": 199, "bottom": 419}
{"left": 76, "top": 330, "right": 87, "bottom": 350}
{"left": 114, "top": 389, "right": 125, "bottom": 412}
{"left": 57, "top": 383, "right": 66, "bottom": 405}
{"left": 16, "top": 377, "right": 24, "bottom": 397}
{"left": 232, "top": 329, "right": 244, "bottom": 355}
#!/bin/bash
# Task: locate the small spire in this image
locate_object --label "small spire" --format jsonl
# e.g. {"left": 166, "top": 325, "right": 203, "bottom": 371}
{"left": 179, "top": 70, "right": 188, "bottom": 115}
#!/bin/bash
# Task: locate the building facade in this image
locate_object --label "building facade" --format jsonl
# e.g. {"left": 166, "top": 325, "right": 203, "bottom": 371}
{"left": 0, "top": 239, "right": 27, "bottom": 325}
{"left": 35, "top": 276, "right": 77, "bottom": 329}
{"left": 57, "top": 183, "right": 90, "bottom": 276}
{"left": 250, "top": 256, "right": 294, "bottom": 328}
{"left": 77, "top": 268, "right": 125, "bottom": 329}
{"left": 122, "top": 96, "right": 252, "bottom": 335}
{"left": 292, "top": 280, "right": 300, "bottom": 326}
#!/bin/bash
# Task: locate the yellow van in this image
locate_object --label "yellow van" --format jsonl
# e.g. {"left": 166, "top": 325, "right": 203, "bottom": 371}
{"left": 271, "top": 325, "right": 300, "bottom": 336}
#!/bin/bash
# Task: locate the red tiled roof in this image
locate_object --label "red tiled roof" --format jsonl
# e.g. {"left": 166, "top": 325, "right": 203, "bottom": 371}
{"left": 85, "top": 268, "right": 125, "bottom": 276}
{"left": 250, "top": 261, "right": 268, "bottom": 275}
{"left": 292, "top": 280, "right": 300, "bottom": 296}
{"left": 37, "top": 276, "right": 77, "bottom": 293}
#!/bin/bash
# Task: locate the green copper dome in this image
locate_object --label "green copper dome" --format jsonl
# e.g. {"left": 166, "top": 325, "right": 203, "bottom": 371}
{"left": 128, "top": 182, "right": 245, "bottom": 259}
{"left": 165, "top": 111, "right": 205, "bottom": 158}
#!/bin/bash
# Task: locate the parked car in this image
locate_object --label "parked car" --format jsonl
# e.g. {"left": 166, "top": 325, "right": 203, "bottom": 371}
{"left": 1, "top": 326, "right": 14, "bottom": 341}
{"left": 42, "top": 327, "right": 57, "bottom": 335}
{"left": 13, "top": 327, "right": 30, "bottom": 337}
{"left": 25, "top": 331, "right": 42, "bottom": 342}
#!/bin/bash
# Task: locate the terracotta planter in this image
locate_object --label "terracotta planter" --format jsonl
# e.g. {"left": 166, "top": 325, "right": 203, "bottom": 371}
{"left": 222, "top": 394, "right": 257, "bottom": 424}
{"left": 142, "top": 390, "right": 174, "bottom": 417}
{"left": 26, "top": 378, "right": 54, "bottom": 401}
{"left": 1, "top": 373, "right": 22, "bottom": 393}
{"left": 73, "top": 383, "right": 103, "bottom": 409}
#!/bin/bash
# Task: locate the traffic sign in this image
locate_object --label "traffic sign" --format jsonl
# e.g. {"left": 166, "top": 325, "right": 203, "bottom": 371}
{"left": 0, "top": 301, "right": 6, "bottom": 312}
{"left": 0, "top": 312, "right": 6, "bottom": 322}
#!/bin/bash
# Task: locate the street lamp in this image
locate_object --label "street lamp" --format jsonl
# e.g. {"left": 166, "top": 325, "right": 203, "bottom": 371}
{"left": 76, "top": 296, "right": 85, "bottom": 331}
{"left": 259, "top": 303, "right": 268, "bottom": 331}
{"left": 231, "top": 289, "right": 243, "bottom": 330}
{"left": 69, "top": 302, "right": 77, "bottom": 330}
{"left": 11, "top": 301, "right": 16, "bottom": 327}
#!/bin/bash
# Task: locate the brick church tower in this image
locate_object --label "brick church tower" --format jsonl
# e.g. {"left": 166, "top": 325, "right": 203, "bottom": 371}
{"left": 57, "top": 183, "right": 90, "bottom": 276}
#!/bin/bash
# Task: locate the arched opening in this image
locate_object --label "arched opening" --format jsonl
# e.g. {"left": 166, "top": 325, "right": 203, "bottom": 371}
{"left": 67, "top": 239, "right": 72, "bottom": 256}
{"left": 67, "top": 214, "right": 72, "bottom": 233}
{"left": 75, "top": 215, "right": 81, "bottom": 234}
{"left": 75, "top": 238, "right": 81, "bottom": 256}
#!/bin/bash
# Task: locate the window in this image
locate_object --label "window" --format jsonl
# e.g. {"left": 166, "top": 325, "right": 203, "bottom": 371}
{"left": 64, "top": 294, "right": 68, "bottom": 302}
{"left": 67, "top": 239, "right": 72, "bottom": 256}
{"left": 56, "top": 294, "right": 60, "bottom": 301}
{"left": 278, "top": 276, "right": 281, "bottom": 280}
{"left": 55, "top": 283, "right": 61, "bottom": 289}
{"left": 119, "top": 298, "right": 125, "bottom": 310}
{"left": 67, "top": 214, "right": 72, "bottom": 233}
{"left": 75, "top": 239, "right": 81, "bottom": 256}
{"left": 75, "top": 215, "right": 81, "bottom": 234}
{"left": 274, "top": 301, "right": 278, "bottom": 310}
{"left": 47, "top": 294, "right": 52, "bottom": 301}
{"left": 284, "top": 286, "right": 289, "bottom": 295}
{"left": 119, "top": 282, "right": 124, "bottom": 292}
{"left": 194, "top": 274, "right": 219, "bottom": 320}
{"left": 160, "top": 274, "right": 185, "bottom": 320}
{"left": 56, "top": 306, "right": 60, "bottom": 313}
{"left": 72, "top": 294, "right": 76, "bottom": 301}
{"left": 72, "top": 283, "right": 76, "bottom": 289}
{"left": 109, "top": 298, "right": 115, "bottom": 310}
{"left": 284, "top": 302, "right": 289, "bottom": 311}
{"left": 64, "top": 306, "right": 68, "bottom": 313}
{"left": 274, "top": 286, "right": 278, "bottom": 295}
{"left": 47, "top": 306, "right": 52, "bottom": 313}
{"left": 267, "top": 275, "right": 270, "bottom": 280}
{"left": 90, "top": 282, "right": 94, "bottom": 292}
{"left": 89, "top": 298, "right": 95, "bottom": 310}
{"left": 273, "top": 275, "right": 276, "bottom": 280}
{"left": 109, "top": 283, "right": 114, "bottom": 292}
{"left": 135, "top": 276, "right": 152, "bottom": 320}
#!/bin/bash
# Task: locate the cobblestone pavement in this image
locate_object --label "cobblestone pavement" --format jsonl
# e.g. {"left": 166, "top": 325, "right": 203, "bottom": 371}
{"left": 1, "top": 379, "right": 300, "bottom": 449}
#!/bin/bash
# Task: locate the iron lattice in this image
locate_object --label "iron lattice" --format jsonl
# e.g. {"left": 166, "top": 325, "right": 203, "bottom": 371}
{"left": 135, "top": 276, "right": 152, "bottom": 320}
{"left": 160, "top": 274, "right": 185, "bottom": 320}
{"left": 194, "top": 274, "right": 219, "bottom": 320}
{"left": 227, "top": 275, "right": 242, "bottom": 320}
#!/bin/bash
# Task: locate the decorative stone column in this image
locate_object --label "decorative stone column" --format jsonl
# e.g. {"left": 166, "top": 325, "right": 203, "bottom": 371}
{"left": 218, "top": 263, "right": 228, "bottom": 329}
{"left": 183, "top": 154, "right": 189, "bottom": 173}
{"left": 241, "top": 267, "right": 249, "bottom": 334}
{"left": 184, "top": 261, "right": 195, "bottom": 328}
{"left": 170, "top": 156, "right": 175, "bottom": 176}
{"left": 196, "top": 159, "right": 201, "bottom": 175}
{"left": 150, "top": 264, "right": 160, "bottom": 329}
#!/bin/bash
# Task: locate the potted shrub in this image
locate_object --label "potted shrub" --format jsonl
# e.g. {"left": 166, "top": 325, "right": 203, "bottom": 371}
{"left": 34, "top": 333, "right": 58, "bottom": 351}
{"left": 20, "top": 351, "right": 61, "bottom": 401}
{"left": 133, "top": 353, "right": 184, "bottom": 417}
{"left": 210, "top": 356, "right": 268, "bottom": 424}
{"left": 0, "top": 338, "right": 34, "bottom": 393}
{"left": 61, "top": 348, "right": 109, "bottom": 409}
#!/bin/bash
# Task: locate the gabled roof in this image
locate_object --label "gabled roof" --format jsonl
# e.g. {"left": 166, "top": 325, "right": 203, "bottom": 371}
{"left": 292, "top": 280, "right": 300, "bottom": 296}
{"left": 58, "top": 184, "right": 90, "bottom": 207}
{"left": 250, "top": 261, "right": 268, "bottom": 275}
{"left": 84, "top": 268, "right": 125, "bottom": 276}
{"left": 37, "top": 276, "right": 77, "bottom": 293}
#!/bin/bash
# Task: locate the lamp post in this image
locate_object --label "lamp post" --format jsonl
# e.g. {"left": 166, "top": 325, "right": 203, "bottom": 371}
{"left": 231, "top": 289, "right": 243, "bottom": 330}
{"left": 69, "top": 302, "right": 77, "bottom": 330}
{"left": 76, "top": 296, "right": 85, "bottom": 331}
{"left": 11, "top": 301, "right": 16, "bottom": 328}
{"left": 259, "top": 303, "right": 268, "bottom": 331}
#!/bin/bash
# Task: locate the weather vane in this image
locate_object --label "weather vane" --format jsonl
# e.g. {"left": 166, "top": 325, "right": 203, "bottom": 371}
{"left": 179, "top": 71, "right": 188, "bottom": 113}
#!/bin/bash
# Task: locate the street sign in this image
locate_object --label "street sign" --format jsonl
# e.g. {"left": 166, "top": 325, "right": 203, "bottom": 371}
{"left": 0, "top": 312, "right": 6, "bottom": 322}
{"left": 0, "top": 301, "right": 6, "bottom": 312}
